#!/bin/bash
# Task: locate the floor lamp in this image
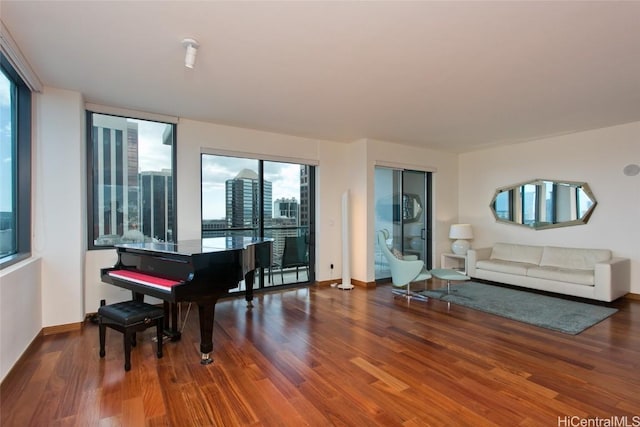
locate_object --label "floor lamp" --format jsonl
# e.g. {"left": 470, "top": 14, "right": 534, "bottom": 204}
{"left": 338, "top": 190, "right": 354, "bottom": 290}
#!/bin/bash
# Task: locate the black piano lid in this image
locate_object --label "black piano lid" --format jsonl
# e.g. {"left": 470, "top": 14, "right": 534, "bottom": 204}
{"left": 116, "top": 237, "right": 273, "bottom": 256}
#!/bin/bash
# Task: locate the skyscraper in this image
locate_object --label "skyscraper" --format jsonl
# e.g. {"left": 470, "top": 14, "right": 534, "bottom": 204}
{"left": 225, "top": 169, "right": 272, "bottom": 228}
{"left": 299, "top": 165, "right": 310, "bottom": 228}
{"left": 273, "top": 197, "right": 299, "bottom": 222}
{"left": 139, "top": 170, "right": 173, "bottom": 242}
{"left": 91, "top": 115, "right": 138, "bottom": 240}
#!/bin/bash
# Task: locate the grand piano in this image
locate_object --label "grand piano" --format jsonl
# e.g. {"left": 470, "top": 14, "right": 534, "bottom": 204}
{"left": 100, "top": 237, "right": 272, "bottom": 364}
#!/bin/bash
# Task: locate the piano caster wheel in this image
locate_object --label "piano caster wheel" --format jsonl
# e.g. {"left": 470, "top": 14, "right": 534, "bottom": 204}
{"left": 200, "top": 353, "right": 213, "bottom": 365}
{"left": 246, "top": 300, "right": 254, "bottom": 308}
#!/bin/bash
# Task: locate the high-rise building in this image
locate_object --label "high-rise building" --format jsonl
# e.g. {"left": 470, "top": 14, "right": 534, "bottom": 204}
{"left": 299, "top": 166, "right": 310, "bottom": 228}
{"left": 273, "top": 197, "right": 299, "bottom": 222}
{"left": 139, "top": 170, "right": 173, "bottom": 242}
{"left": 202, "top": 219, "right": 228, "bottom": 237}
{"left": 225, "top": 169, "right": 272, "bottom": 228}
{"left": 91, "top": 115, "right": 138, "bottom": 239}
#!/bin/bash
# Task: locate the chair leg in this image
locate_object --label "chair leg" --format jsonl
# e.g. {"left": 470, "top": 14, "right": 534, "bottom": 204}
{"left": 99, "top": 322, "right": 106, "bottom": 358}
{"left": 99, "top": 299, "right": 106, "bottom": 358}
{"left": 392, "top": 285, "right": 412, "bottom": 300}
{"left": 124, "top": 331, "right": 132, "bottom": 372}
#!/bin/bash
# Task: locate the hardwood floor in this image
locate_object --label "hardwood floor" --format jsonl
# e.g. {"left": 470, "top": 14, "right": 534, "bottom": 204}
{"left": 2, "top": 281, "right": 639, "bottom": 426}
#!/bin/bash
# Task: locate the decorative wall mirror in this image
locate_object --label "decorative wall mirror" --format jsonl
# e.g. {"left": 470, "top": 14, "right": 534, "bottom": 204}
{"left": 375, "top": 193, "right": 423, "bottom": 224}
{"left": 490, "top": 179, "right": 597, "bottom": 230}
{"left": 402, "top": 193, "right": 423, "bottom": 223}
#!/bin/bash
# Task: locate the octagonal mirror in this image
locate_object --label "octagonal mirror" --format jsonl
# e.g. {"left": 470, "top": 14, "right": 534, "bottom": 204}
{"left": 490, "top": 179, "right": 597, "bottom": 230}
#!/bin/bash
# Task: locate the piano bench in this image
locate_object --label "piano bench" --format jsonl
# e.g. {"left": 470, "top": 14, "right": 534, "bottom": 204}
{"left": 98, "top": 299, "right": 164, "bottom": 372}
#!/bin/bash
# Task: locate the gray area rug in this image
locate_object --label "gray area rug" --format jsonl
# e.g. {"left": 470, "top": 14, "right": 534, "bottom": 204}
{"left": 418, "top": 282, "right": 618, "bottom": 335}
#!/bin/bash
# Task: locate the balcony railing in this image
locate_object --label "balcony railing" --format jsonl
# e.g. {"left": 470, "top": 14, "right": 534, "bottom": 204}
{"left": 202, "top": 226, "right": 311, "bottom": 290}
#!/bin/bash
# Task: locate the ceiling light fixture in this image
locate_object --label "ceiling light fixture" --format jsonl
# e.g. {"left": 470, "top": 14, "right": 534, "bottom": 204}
{"left": 182, "top": 38, "right": 199, "bottom": 69}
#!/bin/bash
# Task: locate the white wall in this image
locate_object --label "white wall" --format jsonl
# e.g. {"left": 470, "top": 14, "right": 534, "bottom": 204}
{"left": 459, "top": 121, "right": 640, "bottom": 293}
{"left": 35, "top": 88, "right": 86, "bottom": 326}
{"left": 316, "top": 140, "right": 351, "bottom": 282}
{"left": 0, "top": 258, "right": 41, "bottom": 381}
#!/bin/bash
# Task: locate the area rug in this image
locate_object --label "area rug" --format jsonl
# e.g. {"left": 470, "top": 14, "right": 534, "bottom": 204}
{"left": 418, "top": 282, "right": 618, "bottom": 335}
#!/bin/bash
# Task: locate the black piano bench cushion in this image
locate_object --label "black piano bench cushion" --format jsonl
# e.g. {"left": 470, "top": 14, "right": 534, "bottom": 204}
{"left": 98, "top": 300, "right": 164, "bottom": 326}
{"left": 98, "top": 300, "right": 164, "bottom": 372}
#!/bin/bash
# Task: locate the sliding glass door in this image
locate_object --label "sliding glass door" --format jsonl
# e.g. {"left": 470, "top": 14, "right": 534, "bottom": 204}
{"left": 374, "top": 167, "right": 432, "bottom": 281}
{"left": 201, "top": 154, "right": 315, "bottom": 292}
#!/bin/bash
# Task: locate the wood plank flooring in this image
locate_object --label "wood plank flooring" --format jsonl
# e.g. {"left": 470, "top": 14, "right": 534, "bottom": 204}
{"left": 1, "top": 281, "right": 639, "bottom": 426}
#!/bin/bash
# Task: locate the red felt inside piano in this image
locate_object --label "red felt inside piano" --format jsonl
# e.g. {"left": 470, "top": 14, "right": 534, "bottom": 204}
{"left": 108, "top": 269, "right": 182, "bottom": 289}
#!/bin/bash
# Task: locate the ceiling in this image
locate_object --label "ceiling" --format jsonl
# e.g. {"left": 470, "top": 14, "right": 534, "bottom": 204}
{"left": 2, "top": 1, "right": 640, "bottom": 153}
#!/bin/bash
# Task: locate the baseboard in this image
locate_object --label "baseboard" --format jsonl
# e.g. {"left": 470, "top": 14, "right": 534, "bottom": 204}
{"left": 624, "top": 293, "right": 640, "bottom": 301}
{"left": 0, "top": 331, "right": 40, "bottom": 387}
{"left": 316, "top": 279, "right": 336, "bottom": 287}
{"left": 351, "top": 278, "right": 376, "bottom": 288}
{"left": 316, "top": 279, "right": 376, "bottom": 288}
{"left": 42, "top": 322, "right": 83, "bottom": 336}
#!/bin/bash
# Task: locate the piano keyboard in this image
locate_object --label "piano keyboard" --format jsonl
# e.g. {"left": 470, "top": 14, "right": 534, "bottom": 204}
{"left": 108, "top": 269, "right": 182, "bottom": 292}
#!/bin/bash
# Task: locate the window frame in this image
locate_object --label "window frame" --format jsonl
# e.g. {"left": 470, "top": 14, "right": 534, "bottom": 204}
{"left": 86, "top": 110, "right": 178, "bottom": 250}
{"left": 0, "top": 53, "right": 31, "bottom": 269}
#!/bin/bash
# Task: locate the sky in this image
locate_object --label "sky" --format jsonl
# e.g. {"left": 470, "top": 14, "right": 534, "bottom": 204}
{"left": 0, "top": 72, "right": 12, "bottom": 212}
{"left": 133, "top": 118, "right": 302, "bottom": 220}
{"left": 133, "top": 119, "right": 173, "bottom": 173}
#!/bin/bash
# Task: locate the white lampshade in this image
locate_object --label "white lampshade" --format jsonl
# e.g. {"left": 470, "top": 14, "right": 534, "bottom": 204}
{"left": 449, "top": 224, "right": 473, "bottom": 255}
{"left": 449, "top": 224, "right": 473, "bottom": 239}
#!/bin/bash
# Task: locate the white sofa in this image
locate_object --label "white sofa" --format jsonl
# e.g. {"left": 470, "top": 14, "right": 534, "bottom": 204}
{"left": 467, "top": 243, "right": 630, "bottom": 302}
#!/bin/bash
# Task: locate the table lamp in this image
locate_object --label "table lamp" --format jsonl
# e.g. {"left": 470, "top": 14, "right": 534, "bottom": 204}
{"left": 449, "top": 224, "right": 473, "bottom": 255}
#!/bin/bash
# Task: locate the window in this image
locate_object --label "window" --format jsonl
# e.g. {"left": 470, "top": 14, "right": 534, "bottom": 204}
{"left": 0, "top": 53, "right": 31, "bottom": 268}
{"left": 201, "top": 154, "right": 315, "bottom": 289}
{"left": 87, "top": 112, "right": 176, "bottom": 249}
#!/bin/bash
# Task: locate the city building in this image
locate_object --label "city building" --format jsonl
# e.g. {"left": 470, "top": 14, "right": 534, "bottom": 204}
{"left": 91, "top": 114, "right": 139, "bottom": 241}
{"left": 139, "top": 170, "right": 173, "bottom": 242}
{"left": 225, "top": 168, "right": 272, "bottom": 229}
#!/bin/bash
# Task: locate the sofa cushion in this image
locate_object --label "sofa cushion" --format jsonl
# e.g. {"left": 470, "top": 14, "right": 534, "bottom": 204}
{"left": 540, "top": 246, "right": 611, "bottom": 271}
{"left": 476, "top": 259, "right": 537, "bottom": 275}
{"left": 527, "top": 266, "right": 595, "bottom": 286}
{"left": 490, "top": 243, "right": 544, "bottom": 265}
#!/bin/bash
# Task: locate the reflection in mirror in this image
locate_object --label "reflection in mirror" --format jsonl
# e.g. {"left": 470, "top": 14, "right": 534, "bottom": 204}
{"left": 402, "top": 193, "right": 423, "bottom": 223}
{"left": 490, "top": 179, "right": 597, "bottom": 230}
{"left": 375, "top": 193, "right": 423, "bottom": 223}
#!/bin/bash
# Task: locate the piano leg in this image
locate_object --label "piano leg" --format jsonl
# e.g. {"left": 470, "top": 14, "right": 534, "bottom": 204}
{"left": 162, "top": 301, "right": 182, "bottom": 341}
{"left": 244, "top": 270, "right": 255, "bottom": 308}
{"left": 197, "top": 297, "right": 220, "bottom": 365}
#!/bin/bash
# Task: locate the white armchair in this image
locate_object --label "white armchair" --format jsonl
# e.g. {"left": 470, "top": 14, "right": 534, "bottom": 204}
{"left": 376, "top": 229, "right": 431, "bottom": 299}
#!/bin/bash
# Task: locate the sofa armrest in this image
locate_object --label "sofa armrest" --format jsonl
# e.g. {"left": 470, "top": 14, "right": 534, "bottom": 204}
{"left": 467, "top": 247, "right": 492, "bottom": 277}
{"left": 594, "top": 257, "right": 630, "bottom": 301}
